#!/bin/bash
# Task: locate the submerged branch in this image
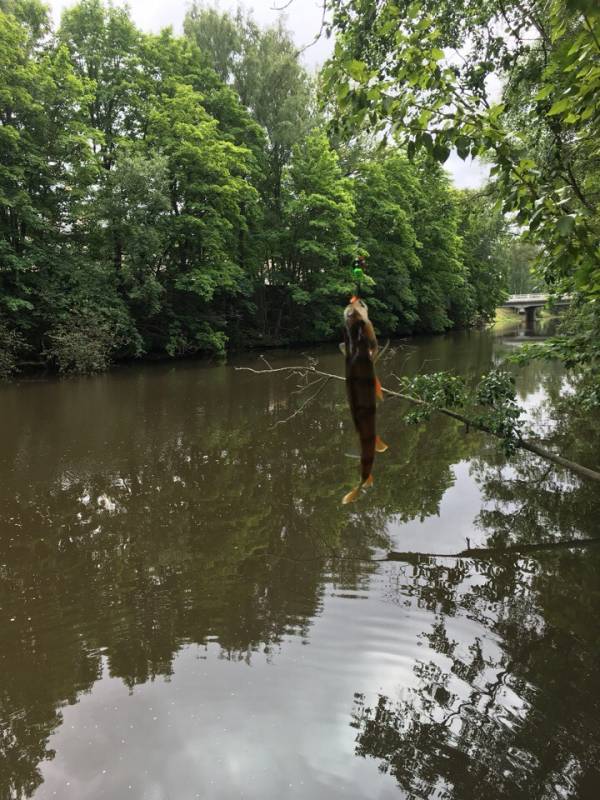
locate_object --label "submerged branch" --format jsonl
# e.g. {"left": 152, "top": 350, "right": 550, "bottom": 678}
{"left": 236, "top": 364, "right": 600, "bottom": 484}
{"left": 245, "top": 536, "right": 600, "bottom": 567}
{"left": 386, "top": 536, "right": 600, "bottom": 563}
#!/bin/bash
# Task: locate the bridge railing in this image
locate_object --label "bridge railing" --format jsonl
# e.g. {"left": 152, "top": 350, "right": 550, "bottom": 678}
{"left": 505, "top": 293, "right": 549, "bottom": 303}
{"left": 502, "top": 293, "right": 571, "bottom": 306}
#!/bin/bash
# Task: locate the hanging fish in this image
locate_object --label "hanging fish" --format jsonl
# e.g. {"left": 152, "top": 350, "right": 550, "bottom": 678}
{"left": 341, "top": 296, "right": 388, "bottom": 504}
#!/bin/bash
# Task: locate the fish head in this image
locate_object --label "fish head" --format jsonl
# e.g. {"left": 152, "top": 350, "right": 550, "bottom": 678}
{"left": 343, "top": 297, "right": 370, "bottom": 330}
{"left": 344, "top": 297, "right": 378, "bottom": 355}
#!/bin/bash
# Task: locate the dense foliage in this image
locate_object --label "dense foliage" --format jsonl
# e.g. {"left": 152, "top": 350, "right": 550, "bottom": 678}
{"left": 0, "top": 0, "right": 508, "bottom": 376}
{"left": 324, "top": 0, "right": 600, "bottom": 400}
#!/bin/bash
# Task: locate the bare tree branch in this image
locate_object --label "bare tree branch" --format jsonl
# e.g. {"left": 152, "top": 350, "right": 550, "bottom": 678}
{"left": 296, "top": 0, "right": 328, "bottom": 56}
{"left": 259, "top": 354, "right": 275, "bottom": 370}
{"left": 271, "top": 376, "right": 331, "bottom": 429}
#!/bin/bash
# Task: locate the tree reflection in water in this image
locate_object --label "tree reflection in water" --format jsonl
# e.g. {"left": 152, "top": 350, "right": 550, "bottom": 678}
{"left": 351, "top": 449, "right": 600, "bottom": 799}
{"left": 1, "top": 336, "right": 599, "bottom": 799}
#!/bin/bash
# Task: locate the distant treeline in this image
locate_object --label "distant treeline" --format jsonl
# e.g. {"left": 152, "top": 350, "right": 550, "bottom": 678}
{"left": 0, "top": 0, "right": 528, "bottom": 376}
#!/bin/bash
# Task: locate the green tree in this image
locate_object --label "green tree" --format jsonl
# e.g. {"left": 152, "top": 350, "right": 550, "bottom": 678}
{"left": 58, "top": 0, "right": 142, "bottom": 171}
{"left": 183, "top": 5, "right": 314, "bottom": 336}
{"left": 353, "top": 149, "right": 420, "bottom": 335}
{"left": 92, "top": 149, "right": 170, "bottom": 322}
{"left": 234, "top": 21, "right": 313, "bottom": 211}
{"left": 184, "top": 4, "right": 312, "bottom": 212}
{"left": 457, "top": 191, "right": 508, "bottom": 323}
{"left": 145, "top": 83, "right": 259, "bottom": 355}
{"left": 0, "top": 5, "right": 101, "bottom": 370}
{"left": 0, "top": 0, "right": 49, "bottom": 41}
{"left": 411, "top": 161, "right": 470, "bottom": 332}
{"left": 503, "top": 240, "right": 539, "bottom": 295}
{"left": 138, "top": 27, "right": 267, "bottom": 348}
{"left": 183, "top": 1, "right": 243, "bottom": 82}
{"left": 324, "top": 0, "right": 600, "bottom": 395}
{"left": 278, "top": 129, "right": 356, "bottom": 341}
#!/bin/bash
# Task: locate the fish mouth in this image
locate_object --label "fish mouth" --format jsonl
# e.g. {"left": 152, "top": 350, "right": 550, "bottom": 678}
{"left": 345, "top": 301, "right": 368, "bottom": 324}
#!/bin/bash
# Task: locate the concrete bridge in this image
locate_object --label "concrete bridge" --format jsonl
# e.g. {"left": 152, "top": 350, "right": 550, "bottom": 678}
{"left": 501, "top": 293, "right": 570, "bottom": 327}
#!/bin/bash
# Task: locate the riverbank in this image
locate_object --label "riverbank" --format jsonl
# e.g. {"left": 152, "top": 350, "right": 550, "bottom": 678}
{"left": 3, "top": 319, "right": 507, "bottom": 382}
{"left": 492, "top": 307, "right": 521, "bottom": 330}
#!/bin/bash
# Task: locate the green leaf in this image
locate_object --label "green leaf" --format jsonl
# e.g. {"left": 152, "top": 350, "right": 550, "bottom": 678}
{"left": 346, "top": 59, "right": 368, "bottom": 82}
{"left": 534, "top": 84, "right": 555, "bottom": 101}
{"left": 455, "top": 135, "right": 470, "bottom": 160}
{"left": 406, "top": 2, "right": 421, "bottom": 20}
{"left": 421, "top": 131, "right": 433, "bottom": 152}
{"left": 433, "top": 142, "right": 450, "bottom": 163}
{"left": 557, "top": 215, "right": 575, "bottom": 237}
{"left": 418, "top": 109, "right": 432, "bottom": 127}
{"left": 4, "top": 297, "right": 34, "bottom": 312}
{"left": 336, "top": 83, "right": 350, "bottom": 102}
{"left": 489, "top": 103, "right": 505, "bottom": 121}
{"left": 580, "top": 104, "right": 595, "bottom": 121}
{"left": 547, "top": 97, "right": 572, "bottom": 116}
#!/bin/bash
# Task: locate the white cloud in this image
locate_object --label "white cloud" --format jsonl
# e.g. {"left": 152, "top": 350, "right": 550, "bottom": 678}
{"left": 445, "top": 152, "right": 490, "bottom": 190}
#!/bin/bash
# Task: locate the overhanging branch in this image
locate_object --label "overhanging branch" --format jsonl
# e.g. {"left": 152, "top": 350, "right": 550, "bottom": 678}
{"left": 236, "top": 364, "right": 600, "bottom": 484}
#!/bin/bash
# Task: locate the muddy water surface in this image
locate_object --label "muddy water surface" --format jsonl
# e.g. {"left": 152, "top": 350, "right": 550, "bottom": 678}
{"left": 1, "top": 326, "right": 599, "bottom": 800}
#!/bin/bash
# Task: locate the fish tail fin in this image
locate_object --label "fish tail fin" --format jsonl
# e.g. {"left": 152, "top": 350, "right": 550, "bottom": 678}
{"left": 375, "top": 377, "right": 384, "bottom": 401}
{"left": 342, "top": 475, "right": 373, "bottom": 505}
{"left": 342, "top": 485, "right": 361, "bottom": 505}
{"left": 375, "top": 436, "right": 388, "bottom": 453}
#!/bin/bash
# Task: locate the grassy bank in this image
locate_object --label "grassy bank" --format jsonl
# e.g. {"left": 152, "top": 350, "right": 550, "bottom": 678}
{"left": 492, "top": 308, "right": 521, "bottom": 331}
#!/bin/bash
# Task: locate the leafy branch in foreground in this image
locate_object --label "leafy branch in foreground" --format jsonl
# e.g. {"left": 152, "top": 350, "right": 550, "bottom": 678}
{"left": 324, "top": 0, "right": 600, "bottom": 296}
{"left": 237, "top": 363, "right": 600, "bottom": 483}
{"left": 322, "top": 0, "right": 600, "bottom": 398}
{"left": 399, "top": 370, "right": 524, "bottom": 455}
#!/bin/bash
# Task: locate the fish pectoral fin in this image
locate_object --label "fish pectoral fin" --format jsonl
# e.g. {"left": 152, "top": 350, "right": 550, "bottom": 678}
{"left": 339, "top": 342, "right": 347, "bottom": 357}
{"left": 363, "top": 474, "right": 374, "bottom": 487}
{"left": 375, "top": 377, "right": 384, "bottom": 401}
{"left": 342, "top": 486, "right": 361, "bottom": 505}
{"left": 375, "top": 436, "right": 388, "bottom": 453}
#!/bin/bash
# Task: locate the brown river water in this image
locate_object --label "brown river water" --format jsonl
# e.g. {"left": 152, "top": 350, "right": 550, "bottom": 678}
{"left": 1, "top": 324, "right": 599, "bottom": 800}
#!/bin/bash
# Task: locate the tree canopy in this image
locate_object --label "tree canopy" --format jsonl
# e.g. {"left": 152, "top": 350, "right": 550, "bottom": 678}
{"left": 0, "top": 0, "right": 521, "bottom": 377}
{"left": 323, "top": 0, "right": 600, "bottom": 400}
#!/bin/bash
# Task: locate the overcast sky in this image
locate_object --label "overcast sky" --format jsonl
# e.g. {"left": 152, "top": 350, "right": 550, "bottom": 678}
{"left": 48, "top": 0, "right": 487, "bottom": 189}
{"left": 49, "top": 0, "right": 333, "bottom": 66}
